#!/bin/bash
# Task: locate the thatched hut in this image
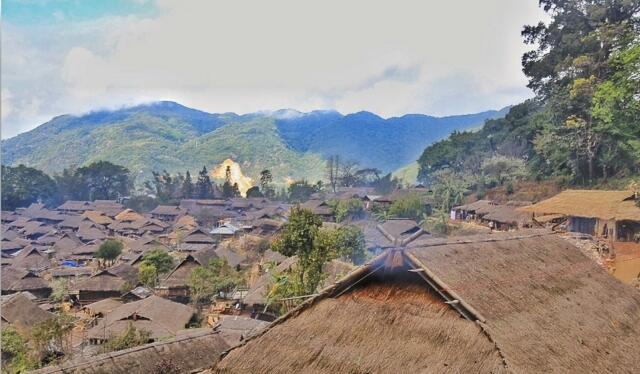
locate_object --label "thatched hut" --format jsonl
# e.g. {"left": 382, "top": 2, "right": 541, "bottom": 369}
{"left": 520, "top": 190, "right": 640, "bottom": 241}
{"left": 213, "top": 231, "right": 640, "bottom": 373}
{"left": 1, "top": 292, "right": 54, "bottom": 335}
{"left": 32, "top": 329, "right": 229, "bottom": 374}
{"left": 481, "top": 205, "right": 535, "bottom": 231}
{"left": 150, "top": 205, "right": 185, "bottom": 222}
{"left": 1, "top": 267, "right": 52, "bottom": 299}
{"left": 300, "top": 200, "right": 335, "bottom": 222}
{"left": 71, "top": 269, "right": 128, "bottom": 304}
{"left": 12, "top": 246, "right": 51, "bottom": 272}
{"left": 86, "top": 295, "right": 195, "bottom": 344}
{"left": 158, "top": 247, "right": 218, "bottom": 302}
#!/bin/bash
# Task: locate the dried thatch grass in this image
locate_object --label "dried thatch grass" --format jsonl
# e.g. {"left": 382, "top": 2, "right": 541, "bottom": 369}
{"left": 520, "top": 189, "right": 639, "bottom": 220}
{"left": 214, "top": 231, "right": 640, "bottom": 374}
{"left": 33, "top": 330, "right": 229, "bottom": 374}
{"left": 406, "top": 232, "right": 640, "bottom": 373}
{"left": 216, "top": 275, "right": 506, "bottom": 374}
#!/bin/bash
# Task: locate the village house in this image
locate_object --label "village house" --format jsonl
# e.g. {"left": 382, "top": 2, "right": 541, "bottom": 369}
{"left": 179, "top": 228, "right": 217, "bottom": 252}
{"left": 520, "top": 190, "right": 640, "bottom": 241}
{"left": 150, "top": 205, "right": 185, "bottom": 222}
{"left": 1, "top": 267, "right": 52, "bottom": 299}
{"left": 1, "top": 292, "right": 54, "bottom": 336}
{"left": 451, "top": 199, "right": 497, "bottom": 220}
{"left": 301, "top": 200, "right": 335, "bottom": 222}
{"left": 158, "top": 247, "right": 218, "bottom": 302}
{"left": 212, "top": 231, "right": 640, "bottom": 373}
{"left": 31, "top": 329, "right": 229, "bottom": 374}
{"left": 86, "top": 295, "right": 196, "bottom": 345}
{"left": 71, "top": 269, "right": 129, "bottom": 304}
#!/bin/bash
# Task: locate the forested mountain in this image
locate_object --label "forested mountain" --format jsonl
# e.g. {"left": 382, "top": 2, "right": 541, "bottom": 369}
{"left": 2, "top": 101, "right": 508, "bottom": 184}
{"left": 418, "top": 0, "right": 639, "bottom": 190}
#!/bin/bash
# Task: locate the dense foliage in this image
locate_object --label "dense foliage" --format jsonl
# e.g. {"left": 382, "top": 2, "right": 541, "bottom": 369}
{"left": 270, "top": 207, "right": 366, "bottom": 310}
{"left": 96, "top": 240, "right": 123, "bottom": 265}
{"left": 1, "top": 164, "right": 59, "bottom": 210}
{"left": 186, "top": 258, "right": 242, "bottom": 303}
{"left": 419, "top": 0, "right": 640, "bottom": 187}
{"left": 100, "top": 323, "right": 152, "bottom": 353}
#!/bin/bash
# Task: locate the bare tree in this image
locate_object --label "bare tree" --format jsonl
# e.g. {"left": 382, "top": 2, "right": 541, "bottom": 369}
{"left": 326, "top": 155, "right": 340, "bottom": 193}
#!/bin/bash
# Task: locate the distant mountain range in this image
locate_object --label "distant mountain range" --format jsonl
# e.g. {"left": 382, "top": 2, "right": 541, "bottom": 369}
{"left": 1, "top": 101, "right": 509, "bottom": 185}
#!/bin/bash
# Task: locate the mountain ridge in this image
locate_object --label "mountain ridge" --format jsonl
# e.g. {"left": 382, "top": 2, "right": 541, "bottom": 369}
{"left": 2, "top": 101, "right": 510, "bottom": 185}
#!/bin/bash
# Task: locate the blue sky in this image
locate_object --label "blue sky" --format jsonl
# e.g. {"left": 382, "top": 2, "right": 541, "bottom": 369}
{"left": 2, "top": 0, "right": 156, "bottom": 24}
{"left": 1, "top": 0, "right": 547, "bottom": 139}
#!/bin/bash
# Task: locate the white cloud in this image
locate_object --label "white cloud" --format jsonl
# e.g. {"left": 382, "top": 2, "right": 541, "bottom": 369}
{"left": 1, "top": 0, "right": 547, "bottom": 138}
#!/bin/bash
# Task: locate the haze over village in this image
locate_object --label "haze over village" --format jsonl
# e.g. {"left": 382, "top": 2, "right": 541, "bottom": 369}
{"left": 1, "top": 1, "right": 639, "bottom": 373}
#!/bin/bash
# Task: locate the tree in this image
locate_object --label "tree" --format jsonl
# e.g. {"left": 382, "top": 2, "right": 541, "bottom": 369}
{"left": 196, "top": 166, "right": 214, "bottom": 199}
{"left": 138, "top": 262, "right": 158, "bottom": 288}
{"left": 221, "top": 166, "right": 236, "bottom": 198}
{"left": 141, "top": 249, "right": 174, "bottom": 275}
{"left": 1, "top": 326, "right": 38, "bottom": 373}
{"left": 326, "top": 155, "right": 340, "bottom": 193}
{"left": 287, "top": 180, "right": 319, "bottom": 203}
{"left": 372, "top": 173, "right": 400, "bottom": 195}
{"left": 187, "top": 258, "right": 242, "bottom": 303}
{"left": 432, "top": 170, "right": 468, "bottom": 213}
{"left": 96, "top": 240, "right": 123, "bottom": 265}
{"left": 481, "top": 155, "right": 527, "bottom": 186}
{"left": 317, "top": 225, "right": 367, "bottom": 265}
{"left": 338, "top": 161, "right": 360, "bottom": 187}
{"left": 73, "top": 161, "right": 131, "bottom": 200}
{"left": 260, "top": 169, "right": 274, "bottom": 198}
{"left": 522, "top": 0, "right": 640, "bottom": 184}
{"left": 145, "top": 170, "right": 177, "bottom": 203}
{"left": 1, "top": 165, "right": 59, "bottom": 211}
{"left": 272, "top": 207, "right": 324, "bottom": 292}
{"left": 182, "top": 170, "right": 194, "bottom": 199}
{"left": 388, "top": 194, "right": 427, "bottom": 222}
{"left": 31, "top": 314, "right": 75, "bottom": 364}
{"left": 332, "top": 198, "right": 365, "bottom": 223}
{"left": 100, "top": 323, "right": 151, "bottom": 353}
{"left": 246, "top": 186, "right": 263, "bottom": 197}
{"left": 49, "top": 278, "right": 70, "bottom": 303}
{"left": 268, "top": 212, "right": 366, "bottom": 312}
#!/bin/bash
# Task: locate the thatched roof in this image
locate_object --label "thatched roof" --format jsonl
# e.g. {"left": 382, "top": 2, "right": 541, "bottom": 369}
{"left": 215, "top": 247, "right": 246, "bottom": 268}
{"left": 87, "top": 295, "right": 195, "bottom": 341}
{"left": 12, "top": 246, "right": 51, "bottom": 271}
{"left": 83, "top": 298, "right": 123, "bottom": 316}
{"left": 161, "top": 247, "right": 218, "bottom": 289}
{"left": 216, "top": 276, "right": 505, "bottom": 373}
{"left": 214, "top": 315, "right": 270, "bottom": 346}
{"left": 454, "top": 199, "right": 497, "bottom": 213}
{"left": 32, "top": 329, "right": 229, "bottom": 374}
{"left": 183, "top": 228, "right": 216, "bottom": 244}
{"left": 1, "top": 292, "right": 54, "bottom": 335}
{"left": 481, "top": 205, "right": 534, "bottom": 225}
{"left": 57, "top": 200, "right": 93, "bottom": 211}
{"left": 76, "top": 224, "right": 107, "bottom": 241}
{"left": 216, "top": 231, "right": 640, "bottom": 373}
{"left": 150, "top": 205, "right": 184, "bottom": 216}
{"left": 82, "top": 210, "right": 114, "bottom": 225}
{"left": 301, "top": 200, "right": 334, "bottom": 216}
{"left": 115, "top": 209, "right": 145, "bottom": 222}
{"left": 1, "top": 267, "right": 51, "bottom": 293}
{"left": 520, "top": 189, "right": 639, "bottom": 220}
{"left": 72, "top": 269, "right": 127, "bottom": 292}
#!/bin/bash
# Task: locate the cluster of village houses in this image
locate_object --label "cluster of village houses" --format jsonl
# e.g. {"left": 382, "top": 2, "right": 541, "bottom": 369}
{"left": 2, "top": 187, "right": 640, "bottom": 373}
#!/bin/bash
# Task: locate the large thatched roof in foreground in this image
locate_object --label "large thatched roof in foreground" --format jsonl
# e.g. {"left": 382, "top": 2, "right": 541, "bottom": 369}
{"left": 213, "top": 231, "right": 640, "bottom": 374}
{"left": 33, "top": 330, "right": 229, "bottom": 374}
